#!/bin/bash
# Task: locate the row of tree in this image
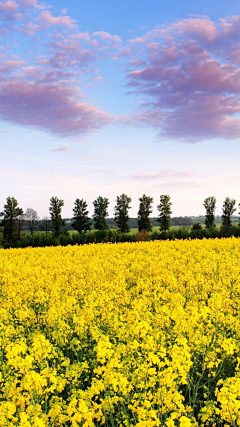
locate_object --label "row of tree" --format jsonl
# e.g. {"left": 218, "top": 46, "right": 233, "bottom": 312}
{"left": 0, "top": 195, "right": 239, "bottom": 244}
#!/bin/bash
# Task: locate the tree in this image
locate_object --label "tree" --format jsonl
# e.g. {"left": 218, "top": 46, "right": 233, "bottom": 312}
{"left": 15, "top": 214, "right": 26, "bottom": 240}
{"left": 49, "top": 197, "right": 65, "bottom": 237}
{"left": 0, "top": 197, "right": 23, "bottom": 242}
{"left": 39, "top": 217, "right": 52, "bottom": 235}
{"left": 114, "top": 194, "right": 131, "bottom": 233}
{"left": 222, "top": 197, "right": 236, "bottom": 227}
{"left": 157, "top": 195, "right": 172, "bottom": 231}
{"left": 138, "top": 194, "right": 154, "bottom": 232}
{"left": 203, "top": 196, "right": 217, "bottom": 228}
{"left": 72, "top": 199, "right": 91, "bottom": 233}
{"left": 192, "top": 223, "right": 202, "bottom": 230}
{"left": 25, "top": 208, "right": 39, "bottom": 235}
{"left": 93, "top": 196, "right": 109, "bottom": 230}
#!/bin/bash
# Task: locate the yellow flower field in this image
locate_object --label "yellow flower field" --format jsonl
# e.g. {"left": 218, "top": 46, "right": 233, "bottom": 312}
{"left": 1, "top": 238, "right": 240, "bottom": 427}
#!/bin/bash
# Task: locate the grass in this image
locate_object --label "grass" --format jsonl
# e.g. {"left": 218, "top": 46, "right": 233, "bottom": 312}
{"left": 23, "top": 220, "right": 240, "bottom": 236}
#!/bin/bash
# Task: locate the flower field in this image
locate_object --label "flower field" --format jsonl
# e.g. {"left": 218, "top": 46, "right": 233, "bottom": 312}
{"left": 1, "top": 239, "right": 240, "bottom": 427}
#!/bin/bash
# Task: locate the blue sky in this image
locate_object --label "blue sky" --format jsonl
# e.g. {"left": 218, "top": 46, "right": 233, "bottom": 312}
{"left": 1, "top": 0, "right": 240, "bottom": 217}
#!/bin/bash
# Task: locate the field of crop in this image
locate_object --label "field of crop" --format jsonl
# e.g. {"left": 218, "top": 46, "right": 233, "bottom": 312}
{"left": 1, "top": 239, "right": 240, "bottom": 426}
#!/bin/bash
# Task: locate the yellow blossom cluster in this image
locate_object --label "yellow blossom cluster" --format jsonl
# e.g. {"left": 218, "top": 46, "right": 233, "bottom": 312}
{"left": 1, "top": 238, "right": 240, "bottom": 426}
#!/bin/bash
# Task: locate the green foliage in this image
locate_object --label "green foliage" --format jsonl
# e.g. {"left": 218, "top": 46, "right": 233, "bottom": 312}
{"left": 72, "top": 199, "right": 91, "bottom": 233}
{"left": 192, "top": 222, "right": 202, "bottom": 230}
{"left": 39, "top": 217, "right": 52, "bottom": 234}
{"left": 222, "top": 197, "right": 236, "bottom": 227}
{"left": 203, "top": 196, "right": 216, "bottom": 228}
{"left": 0, "top": 196, "right": 24, "bottom": 242}
{"left": 219, "top": 224, "right": 240, "bottom": 238}
{"left": 157, "top": 195, "right": 172, "bottom": 231}
{"left": 3, "top": 224, "right": 240, "bottom": 249}
{"left": 93, "top": 196, "right": 109, "bottom": 230}
{"left": 49, "top": 197, "right": 65, "bottom": 237}
{"left": 114, "top": 193, "right": 132, "bottom": 233}
{"left": 137, "top": 194, "right": 153, "bottom": 232}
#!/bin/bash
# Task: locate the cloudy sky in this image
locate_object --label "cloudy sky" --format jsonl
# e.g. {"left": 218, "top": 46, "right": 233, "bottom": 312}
{"left": 1, "top": 0, "right": 240, "bottom": 217}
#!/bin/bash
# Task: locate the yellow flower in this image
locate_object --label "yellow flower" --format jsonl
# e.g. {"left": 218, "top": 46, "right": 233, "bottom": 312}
{"left": 179, "top": 416, "right": 192, "bottom": 427}
{"left": 0, "top": 238, "right": 240, "bottom": 425}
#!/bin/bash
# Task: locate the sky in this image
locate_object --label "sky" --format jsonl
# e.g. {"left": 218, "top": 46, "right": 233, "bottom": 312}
{"left": 1, "top": 0, "right": 240, "bottom": 218}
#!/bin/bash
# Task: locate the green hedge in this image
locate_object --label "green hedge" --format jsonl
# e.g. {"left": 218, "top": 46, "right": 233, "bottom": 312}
{"left": 1, "top": 225, "right": 240, "bottom": 249}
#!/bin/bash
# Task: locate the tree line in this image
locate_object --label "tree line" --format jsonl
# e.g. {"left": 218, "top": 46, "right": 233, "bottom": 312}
{"left": 0, "top": 194, "right": 239, "bottom": 247}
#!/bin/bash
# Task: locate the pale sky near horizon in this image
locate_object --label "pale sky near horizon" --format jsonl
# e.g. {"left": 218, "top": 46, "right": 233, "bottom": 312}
{"left": 1, "top": 0, "right": 240, "bottom": 217}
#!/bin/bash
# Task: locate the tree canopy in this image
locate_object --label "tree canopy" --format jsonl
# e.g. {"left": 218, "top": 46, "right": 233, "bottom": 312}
{"left": 114, "top": 194, "right": 132, "bottom": 233}
{"left": 93, "top": 196, "right": 109, "bottom": 230}
{"left": 72, "top": 199, "right": 91, "bottom": 233}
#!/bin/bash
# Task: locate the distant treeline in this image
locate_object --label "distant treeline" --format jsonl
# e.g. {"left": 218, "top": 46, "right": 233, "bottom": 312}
{"left": 1, "top": 216, "right": 237, "bottom": 232}
{"left": 0, "top": 194, "right": 239, "bottom": 248}
{"left": 3, "top": 216, "right": 193, "bottom": 232}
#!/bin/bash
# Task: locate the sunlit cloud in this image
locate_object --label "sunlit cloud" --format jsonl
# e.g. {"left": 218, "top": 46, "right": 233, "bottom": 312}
{"left": 92, "top": 31, "right": 122, "bottom": 43}
{"left": 0, "top": 0, "right": 115, "bottom": 136}
{"left": 0, "top": 79, "right": 113, "bottom": 135}
{"left": 0, "top": 1, "right": 20, "bottom": 21}
{"left": 37, "top": 10, "right": 76, "bottom": 28}
{"left": 124, "top": 16, "right": 240, "bottom": 141}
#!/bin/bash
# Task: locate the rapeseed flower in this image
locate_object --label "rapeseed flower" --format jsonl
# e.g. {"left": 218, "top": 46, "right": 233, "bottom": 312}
{"left": 1, "top": 238, "right": 240, "bottom": 425}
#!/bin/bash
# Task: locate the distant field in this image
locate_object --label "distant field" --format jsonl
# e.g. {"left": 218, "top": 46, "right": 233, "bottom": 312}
{"left": 192, "top": 217, "right": 239, "bottom": 226}
{"left": 22, "top": 218, "right": 239, "bottom": 236}
{"left": 62, "top": 218, "right": 239, "bottom": 235}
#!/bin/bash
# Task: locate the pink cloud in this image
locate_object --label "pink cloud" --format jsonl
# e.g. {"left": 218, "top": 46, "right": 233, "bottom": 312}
{"left": 74, "top": 31, "right": 91, "bottom": 42}
{"left": 129, "top": 36, "right": 147, "bottom": 44}
{"left": 36, "top": 38, "right": 95, "bottom": 73}
{"left": 129, "top": 17, "right": 217, "bottom": 45}
{"left": 126, "top": 16, "right": 240, "bottom": 141}
{"left": 37, "top": 10, "right": 75, "bottom": 28}
{"left": 0, "top": 0, "right": 17, "bottom": 10}
{"left": 0, "top": 79, "right": 113, "bottom": 135}
{"left": 118, "top": 47, "right": 133, "bottom": 57}
{"left": 90, "top": 40, "right": 99, "bottom": 47}
{"left": 219, "top": 16, "right": 240, "bottom": 39}
{"left": 92, "top": 31, "right": 122, "bottom": 43}
{"left": 23, "top": 22, "right": 46, "bottom": 33}
{"left": 147, "top": 42, "right": 160, "bottom": 51}
{"left": 130, "top": 58, "right": 146, "bottom": 66}
{"left": 167, "top": 17, "right": 217, "bottom": 42}
{"left": 0, "top": 59, "right": 24, "bottom": 73}
{"left": 22, "top": 65, "right": 42, "bottom": 78}
{"left": 18, "top": 0, "right": 37, "bottom": 6}
{"left": 0, "top": 0, "right": 115, "bottom": 137}
{"left": 0, "top": 0, "right": 20, "bottom": 20}
{"left": 49, "top": 146, "right": 72, "bottom": 152}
